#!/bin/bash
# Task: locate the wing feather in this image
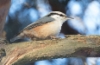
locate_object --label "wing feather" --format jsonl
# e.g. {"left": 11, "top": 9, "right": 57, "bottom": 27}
{"left": 23, "top": 16, "right": 55, "bottom": 30}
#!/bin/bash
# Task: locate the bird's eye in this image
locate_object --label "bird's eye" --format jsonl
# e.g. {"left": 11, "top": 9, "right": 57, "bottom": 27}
{"left": 60, "top": 14, "right": 63, "bottom": 16}
{"left": 59, "top": 14, "right": 65, "bottom": 17}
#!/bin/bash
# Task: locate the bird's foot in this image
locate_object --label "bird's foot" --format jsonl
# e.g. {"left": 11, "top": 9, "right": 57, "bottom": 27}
{"left": 50, "top": 36, "right": 59, "bottom": 40}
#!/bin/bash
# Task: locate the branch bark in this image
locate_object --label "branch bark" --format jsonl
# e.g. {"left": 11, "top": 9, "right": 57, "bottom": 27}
{"left": 0, "top": 0, "right": 11, "bottom": 42}
{"left": 1, "top": 35, "right": 100, "bottom": 65}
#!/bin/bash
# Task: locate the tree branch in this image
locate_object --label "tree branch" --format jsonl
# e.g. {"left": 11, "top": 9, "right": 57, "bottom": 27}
{"left": 0, "top": 0, "right": 11, "bottom": 43}
{"left": 1, "top": 35, "right": 100, "bottom": 65}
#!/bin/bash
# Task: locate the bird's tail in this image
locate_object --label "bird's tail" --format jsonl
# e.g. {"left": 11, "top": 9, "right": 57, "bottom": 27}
{"left": 10, "top": 33, "right": 25, "bottom": 42}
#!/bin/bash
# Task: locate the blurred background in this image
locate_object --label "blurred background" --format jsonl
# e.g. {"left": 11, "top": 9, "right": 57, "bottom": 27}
{"left": 4, "top": 0, "right": 100, "bottom": 65}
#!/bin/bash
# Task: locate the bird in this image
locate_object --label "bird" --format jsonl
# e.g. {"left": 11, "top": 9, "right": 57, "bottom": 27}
{"left": 10, "top": 11, "right": 73, "bottom": 42}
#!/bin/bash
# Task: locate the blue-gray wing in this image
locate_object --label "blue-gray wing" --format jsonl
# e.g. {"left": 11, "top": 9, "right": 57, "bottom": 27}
{"left": 23, "top": 16, "right": 55, "bottom": 30}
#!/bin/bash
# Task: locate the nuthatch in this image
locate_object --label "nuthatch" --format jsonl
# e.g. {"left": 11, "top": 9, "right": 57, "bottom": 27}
{"left": 10, "top": 11, "right": 73, "bottom": 42}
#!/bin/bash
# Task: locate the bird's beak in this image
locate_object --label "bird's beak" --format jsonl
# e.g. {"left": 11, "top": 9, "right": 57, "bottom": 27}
{"left": 67, "top": 17, "right": 74, "bottom": 19}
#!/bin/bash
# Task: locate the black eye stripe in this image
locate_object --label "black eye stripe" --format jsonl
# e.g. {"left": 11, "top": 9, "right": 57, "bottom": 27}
{"left": 47, "top": 13, "right": 65, "bottom": 17}
{"left": 59, "top": 14, "right": 64, "bottom": 16}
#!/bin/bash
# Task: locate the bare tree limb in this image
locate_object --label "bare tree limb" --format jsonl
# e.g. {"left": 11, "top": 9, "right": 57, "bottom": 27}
{"left": 0, "top": 35, "right": 100, "bottom": 65}
{"left": 0, "top": 0, "right": 11, "bottom": 42}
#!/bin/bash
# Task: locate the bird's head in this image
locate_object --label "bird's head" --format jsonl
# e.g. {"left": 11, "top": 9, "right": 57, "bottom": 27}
{"left": 47, "top": 11, "right": 73, "bottom": 23}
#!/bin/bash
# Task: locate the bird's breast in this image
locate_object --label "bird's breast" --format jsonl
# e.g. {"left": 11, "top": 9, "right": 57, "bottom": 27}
{"left": 24, "top": 21, "right": 62, "bottom": 38}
